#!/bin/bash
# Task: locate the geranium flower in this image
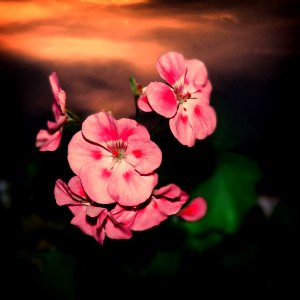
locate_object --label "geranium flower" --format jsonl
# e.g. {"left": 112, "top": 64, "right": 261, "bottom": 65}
{"left": 68, "top": 111, "right": 162, "bottom": 206}
{"left": 54, "top": 176, "right": 132, "bottom": 245}
{"left": 36, "top": 72, "right": 67, "bottom": 151}
{"left": 138, "top": 51, "right": 217, "bottom": 147}
{"left": 111, "top": 183, "right": 207, "bottom": 231}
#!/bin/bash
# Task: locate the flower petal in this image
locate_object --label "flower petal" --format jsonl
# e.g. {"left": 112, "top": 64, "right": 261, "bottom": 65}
{"left": 82, "top": 111, "right": 119, "bottom": 145}
{"left": 54, "top": 179, "right": 78, "bottom": 206}
{"left": 125, "top": 139, "right": 162, "bottom": 174}
{"left": 70, "top": 208, "right": 96, "bottom": 237}
{"left": 177, "top": 197, "right": 207, "bottom": 221}
{"left": 137, "top": 94, "right": 153, "bottom": 112}
{"left": 153, "top": 184, "right": 189, "bottom": 215}
{"left": 169, "top": 105, "right": 195, "bottom": 147}
{"left": 156, "top": 51, "right": 186, "bottom": 85}
{"left": 36, "top": 129, "right": 62, "bottom": 151}
{"left": 188, "top": 102, "right": 217, "bottom": 140}
{"left": 68, "top": 131, "right": 110, "bottom": 175}
{"left": 47, "top": 115, "right": 67, "bottom": 131}
{"left": 108, "top": 161, "right": 157, "bottom": 206}
{"left": 184, "top": 59, "right": 208, "bottom": 92}
{"left": 116, "top": 118, "right": 150, "bottom": 141}
{"left": 96, "top": 227, "right": 106, "bottom": 245}
{"left": 146, "top": 82, "right": 177, "bottom": 118}
{"left": 80, "top": 160, "right": 115, "bottom": 204}
{"left": 105, "top": 217, "right": 132, "bottom": 240}
{"left": 111, "top": 205, "right": 136, "bottom": 228}
{"left": 86, "top": 206, "right": 107, "bottom": 218}
{"left": 130, "top": 201, "right": 167, "bottom": 231}
{"left": 49, "top": 72, "right": 66, "bottom": 113}
{"left": 68, "top": 176, "right": 86, "bottom": 198}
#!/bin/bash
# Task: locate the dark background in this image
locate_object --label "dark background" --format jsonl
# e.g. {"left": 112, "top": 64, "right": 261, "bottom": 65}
{"left": 1, "top": 0, "right": 299, "bottom": 298}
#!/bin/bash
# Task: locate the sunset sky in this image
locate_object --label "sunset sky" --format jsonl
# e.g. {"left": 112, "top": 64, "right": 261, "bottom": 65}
{"left": 0, "top": 0, "right": 299, "bottom": 181}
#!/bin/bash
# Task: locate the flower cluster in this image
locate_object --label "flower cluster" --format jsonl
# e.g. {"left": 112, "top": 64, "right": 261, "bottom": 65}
{"left": 36, "top": 51, "right": 215, "bottom": 245}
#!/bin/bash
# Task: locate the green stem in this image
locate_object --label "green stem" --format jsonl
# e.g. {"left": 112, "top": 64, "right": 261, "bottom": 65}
{"left": 129, "top": 76, "right": 141, "bottom": 123}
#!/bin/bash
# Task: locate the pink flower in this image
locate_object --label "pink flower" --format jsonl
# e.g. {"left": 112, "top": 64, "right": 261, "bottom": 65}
{"left": 111, "top": 183, "right": 206, "bottom": 231}
{"left": 36, "top": 72, "right": 67, "bottom": 151}
{"left": 138, "top": 51, "right": 217, "bottom": 147}
{"left": 54, "top": 176, "right": 132, "bottom": 245}
{"left": 68, "top": 111, "right": 162, "bottom": 207}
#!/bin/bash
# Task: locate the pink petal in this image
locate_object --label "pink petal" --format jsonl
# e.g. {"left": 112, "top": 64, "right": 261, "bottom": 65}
{"left": 153, "top": 184, "right": 189, "bottom": 215}
{"left": 49, "top": 72, "right": 66, "bottom": 113}
{"left": 156, "top": 51, "right": 186, "bottom": 86}
{"left": 105, "top": 217, "right": 132, "bottom": 240}
{"left": 49, "top": 72, "right": 60, "bottom": 101}
{"left": 125, "top": 139, "right": 162, "bottom": 174}
{"left": 68, "top": 131, "right": 110, "bottom": 175}
{"left": 188, "top": 102, "right": 217, "bottom": 140}
{"left": 68, "top": 176, "right": 86, "bottom": 198}
{"left": 79, "top": 160, "right": 115, "bottom": 205}
{"left": 86, "top": 206, "right": 106, "bottom": 218}
{"left": 82, "top": 111, "right": 118, "bottom": 145}
{"left": 153, "top": 183, "right": 182, "bottom": 199}
{"left": 54, "top": 179, "right": 78, "bottom": 206}
{"left": 96, "top": 227, "right": 106, "bottom": 245}
{"left": 111, "top": 205, "right": 136, "bottom": 228}
{"left": 47, "top": 116, "right": 66, "bottom": 131}
{"left": 177, "top": 197, "right": 207, "bottom": 221}
{"left": 116, "top": 118, "right": 150, "bottom": 141}
{"left": 169, "top": 105, "right": 195, "bottom": 147}
{"left": 137, "top": 94, "right": 153, "bottom": 112}
{"left": 130, "top": 200, "right": 167, "bottom": 231}
{"left": 71, "top": 209, "right": 96, "bottom": 237}
{"left": 146, "top": 82, "right": 178, "bottom": 118}
{"left": 52, "top": 102, "right": 62, "bottom": 121}
{"left": 107, "top": 161, "right": 157, "bottom": 206}
{"left": 184, "top": 59, "right": 208, "bottom": 93}
{"left": 36, "top": 129, "right": 62, "bottom": 151}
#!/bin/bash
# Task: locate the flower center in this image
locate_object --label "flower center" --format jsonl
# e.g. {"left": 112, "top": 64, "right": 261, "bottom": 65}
{"left": 106, "top": 139, "right": 127, "bottom": 162}
{"left": 177, "top": 91, "right": 191, "bottom": 104}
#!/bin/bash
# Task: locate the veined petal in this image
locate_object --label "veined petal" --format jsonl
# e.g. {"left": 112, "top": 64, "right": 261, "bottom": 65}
{"left": 108, "top": 161, "right": 157, "bottom": 206}
{"left": 155, "top": 189, "right": 189, "bottom": 216}
{"left": 70, "top": 209, "right": 96, "bottom": 237}
{"left": 49, "top": 72, "right": 60, "bottom": 102}
{"left": 184, "top": 59, "right": 208, "bottom": 92}
{"left": 111, "top": 205, "right": 136, "bottom": 228}
{"left": 82, "top": 111, "right": 119, "bottom": 145}
{"left": 130, "top": 200, "right": 167, "bottom": 231}
{"left": 49, "top": 72, "right": 66, "bottom": 113}
{"left": 153, "top": 183, "right": 182, "bottom": 199}
{"left": 105, "top": 217, "right": 132, "bottom": 240}
{"left": 169, "top": 105, "right": 195, "bottom": 147}
{"left": 125, "top": 139, "right": 162, "bottom": 174}
{"left": 47, "top": 116, "right": 66, "bottom": 131}
{"left": 96, "top": 227, "right": 106, "bottom": 245}
{"left": 156, "top": 51, "right": 186, "bottom": 85}
{"left": 137, "top": 94, "right": 153, "bottom": 112}
{"left": 54, "top": 179, "right": 78, "bottom": 206}
{"left": 68, "top": 131, "right": 111, "bottom": 175}
{"left": 188, "top": 102, "right": 217, "bottom": 139}
{"left": 36, "top": 129, "right": 62, "bottom": 151}
{"left": 68, "top": 176, "right": 86, "bottom": 198}
{"left": 146, "top": 82, "right": 177, "bottom": 118}
{"left": 80, "top": 160, "right": 115, "bottom": 205}
{"left": 177, "top": 197, "right": 207, "bottom": 221}
{"left": 117, "top": 118, "right": 150, "bottom": 141}
{"left": 86, "top": 206, "right": 106, "bottom": 218}
{"left": 52, "top": 102, "right": 63, "bottom": 121}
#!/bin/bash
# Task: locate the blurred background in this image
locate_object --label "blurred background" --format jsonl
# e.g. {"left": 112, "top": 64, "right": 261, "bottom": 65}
{"left": 0, "top": 0, "right": 299, "bottom": 298}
